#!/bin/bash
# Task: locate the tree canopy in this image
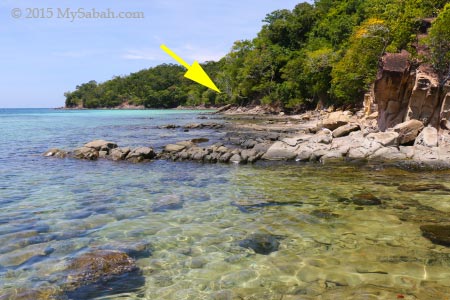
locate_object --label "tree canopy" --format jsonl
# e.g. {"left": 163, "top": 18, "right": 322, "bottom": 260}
{"left": 65, "top": 0, "right": 449, "bottom": 111}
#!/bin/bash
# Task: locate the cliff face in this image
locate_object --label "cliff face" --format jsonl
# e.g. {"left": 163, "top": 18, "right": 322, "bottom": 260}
{"left": 374, "top": 51, "right": 449, "bottom": 131}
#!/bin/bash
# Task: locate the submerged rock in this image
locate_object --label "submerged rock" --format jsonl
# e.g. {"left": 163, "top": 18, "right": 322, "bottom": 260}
{"left": 238, "top": 233, "right": 281, "bottom": 255}
{"left": 152, "top": 195, "right": 183, "bottom": 212}
{"left": 64, "top": 250, "right": 138, "bottom": 291}
{"left": 398, "top": 183, "right": 450, "bottom": 192}
{"left": 339, "top": 193, "right": 382, "bottom": 206}
{"left": 420, "top": 224, "right": 450, "bottom": 247}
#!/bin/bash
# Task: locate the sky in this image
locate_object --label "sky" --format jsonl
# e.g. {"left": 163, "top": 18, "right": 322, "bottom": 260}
{"left": 0, "top": 0, "right": 306, "bottom": 108}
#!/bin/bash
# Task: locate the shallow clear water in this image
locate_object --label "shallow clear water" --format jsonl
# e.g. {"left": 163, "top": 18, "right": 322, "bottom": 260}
{"left": 1, "top": 109, "right": 450, "bottom": 300}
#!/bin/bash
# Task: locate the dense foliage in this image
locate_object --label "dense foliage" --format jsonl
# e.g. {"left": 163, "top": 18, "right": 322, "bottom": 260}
{"left": 65, "top": 0, "right": 449, "bottom": 110}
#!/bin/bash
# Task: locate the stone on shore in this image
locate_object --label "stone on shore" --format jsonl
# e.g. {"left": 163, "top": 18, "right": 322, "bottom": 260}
{"left": 366, "top": 132, "right": 399, "bottom": 147}
{"left": 332, "top": 124, "right": 360, "bottom": 138}
{"left": 262, "top": 141, "right": 297, "bottom": 161}
{"left": 415, "top": 126, "right": 438, "bottom": 147}
{"left": 390, "top": 120, "right": 424, "bottom": 145}
{"left": 164, "top": 144, "right": 187, "bottom": 153}
{"left": 319, "top": 111, "right": 350, "bottom": 130}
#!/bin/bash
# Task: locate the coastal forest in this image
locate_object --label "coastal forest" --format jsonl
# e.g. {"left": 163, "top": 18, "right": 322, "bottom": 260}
{"left": 65, "top": 0, "right": 450, "bottom": 111}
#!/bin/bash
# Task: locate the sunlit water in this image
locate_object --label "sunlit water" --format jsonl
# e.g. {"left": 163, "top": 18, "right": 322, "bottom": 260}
{"left": 0, "top": 109, "right": 449, "bottom": 300}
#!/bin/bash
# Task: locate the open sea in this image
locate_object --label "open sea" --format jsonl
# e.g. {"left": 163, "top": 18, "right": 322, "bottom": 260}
{"left": 1, "top": 108, "right": 450, "bottom": 299}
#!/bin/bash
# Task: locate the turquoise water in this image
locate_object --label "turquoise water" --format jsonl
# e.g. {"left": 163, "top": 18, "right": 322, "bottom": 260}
{"left": 1, "top": 109, "right": 450, "bottom": 300}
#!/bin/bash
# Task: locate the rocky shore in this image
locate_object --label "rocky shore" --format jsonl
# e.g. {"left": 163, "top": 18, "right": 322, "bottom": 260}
{"left": 44, "top": 108, "right": 450, "bottom": 169}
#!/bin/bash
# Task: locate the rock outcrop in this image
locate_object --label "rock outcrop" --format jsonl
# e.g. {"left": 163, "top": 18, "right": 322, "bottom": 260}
{"left": 374, "top": 51, "right": 448, "bottom": 131}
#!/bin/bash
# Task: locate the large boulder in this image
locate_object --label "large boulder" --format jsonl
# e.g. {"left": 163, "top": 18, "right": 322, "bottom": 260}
{"left": 319, "top": 111, "right": 350, "bottom": 130}
{"left": 125, "top": 147, "right": 155, "bottom": 163}
{"left": 332, "top": 123, "right": 360, "bottom": 138}
{"left": 415, "top": 126, "right": 438, "bottom": 147}
{"left": 366, "top": 132, "right": 399, "bottom": 147}
{"left": 390, "top": 120, "right": 424, "bottom": 145}
{"left": 164, "top": 144, "right": 187, "bottom": 153}
{"left": 262, "top": 141, "right": 297, "bottom": 161}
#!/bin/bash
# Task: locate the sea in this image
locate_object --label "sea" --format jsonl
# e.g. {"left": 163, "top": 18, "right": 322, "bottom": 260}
{"left": 0, "top": 108, "right": 449, "bottom": 299}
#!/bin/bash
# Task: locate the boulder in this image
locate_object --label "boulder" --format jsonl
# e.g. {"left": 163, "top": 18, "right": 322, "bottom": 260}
{"left": 391, "top": 119, "right": 424, "bottom": 144}
{"left": 110, "top": 147, "right": 131, "bottom": 161}
{"left": 230, "top": 154, "right": 244, "bottom": 164}
{"left": 84, "top": 140, "right": 118, "bottom": 151}
{"left": 262, "top": 141, "right": 297, "bottom": 161}
{"left": 43, "top": 148, "right": 68, "bottom": 158}
{"left": 332, "top": 124, "right": 360, "bottom": 138}
{"left": 125, "top": 147, "right": 155, "bottom": 163}
{"left": 310, "top": 129, "right": 333, "bottom": 144}
{"left": 295, "top": 143, "right": 330, "bottom": 162}
{"left": 73, "top": 147, "right": 99, "bottom": 160}
{"left": 415, "top": 126, "right": 438, "bottom": 147}
{"left": 64, "top": 250, "right": 137, "bottom": 291}
{"left": 366, "top": 132, "right": 399, "bottom": 147}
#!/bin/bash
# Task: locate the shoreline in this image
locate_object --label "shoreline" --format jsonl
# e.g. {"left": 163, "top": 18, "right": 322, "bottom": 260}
{"left": 44, "top": 108, "right": 450, "bottom": 170}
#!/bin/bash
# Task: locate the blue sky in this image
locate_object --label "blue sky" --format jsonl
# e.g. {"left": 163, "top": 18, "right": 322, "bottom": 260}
{"left": 0, "top": 0, "right": 305, "bottom": 108}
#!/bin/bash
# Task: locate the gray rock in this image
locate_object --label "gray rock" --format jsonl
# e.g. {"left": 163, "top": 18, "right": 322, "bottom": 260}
{"left": 262, "top": 141, "right": 297, "bottom": 161}
{"left": 310, "top": 129, "right": 333, "bottom": 144}
{"left": 369, "top": 147, "right": 407, "bottom": 161}
{"left": 230, "top": 154, "right": 244, "bottom": 164}
{"left": 320, "top": 151, "right": 345, "bottom": 163}
{"left": 295, "top": 143, "right": 330, "bottom": 161}
{"left": 366, "top": 132, "right": 399, "bottom": 146}
{"left": 415, "top": 126, "right": 438, "bottom": 147}
{"left": 219, "top": 152, "right": 233, "bottom": 163}
{"left": 84, "top": 140, "right": 118, "bottom": 151}
{"left": 391, "top": 119, "right": 424, "bottom": 144}
{"left": 110, "top": 147, "right": 131, "bottom": 161}
{"left": 126, "top": 147, "right": 155, "bottom": 163}
{"left": 73, "top": 147, "right": 99, "bottom": 160}
{"left": 98, "top": 150, "right": 108, "bottom": 158}
{"left": 253, "top": 143, "right": 271, "bottom": 153}
{"left": 282, "top": 134, "right": 312, "bottom": 146}
{"left": 240, "top": 149, "right": 257, "bottom": 161}
{"left": 332, "top": 124, "right": 360, "bottom": 138}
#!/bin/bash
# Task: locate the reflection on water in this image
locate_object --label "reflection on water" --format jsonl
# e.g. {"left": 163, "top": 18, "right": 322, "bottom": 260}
{"left": 0, "top": 110, "right": 449, "bottom": 299}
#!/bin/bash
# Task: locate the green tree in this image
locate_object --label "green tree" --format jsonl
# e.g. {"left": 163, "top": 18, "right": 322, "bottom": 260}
{"left": 428, "top": 3, "right": 450, "bottom": 86}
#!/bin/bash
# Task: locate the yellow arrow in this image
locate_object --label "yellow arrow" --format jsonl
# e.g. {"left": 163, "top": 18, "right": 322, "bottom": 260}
{"left": 160, "top": 44, "right": 221, "bottom": 93}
